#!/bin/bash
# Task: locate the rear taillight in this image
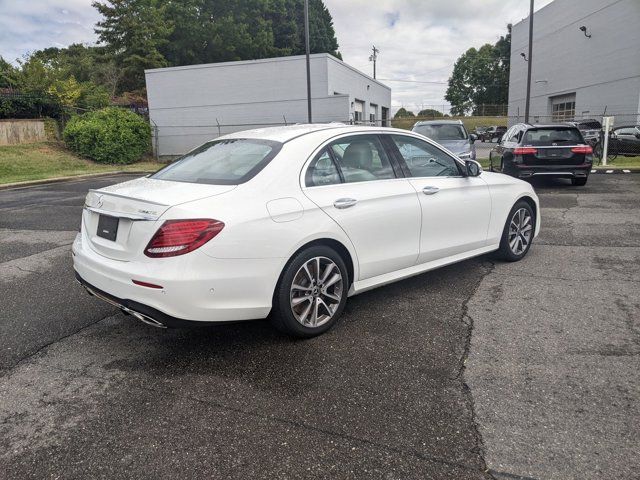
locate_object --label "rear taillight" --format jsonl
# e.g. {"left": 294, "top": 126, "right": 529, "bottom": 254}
{"left": 144, "top": 219, "right": 224, "bottom": 258}
{"left": 514, "top": 147, "right": 537, "bottom": 155}
{"left": 571, "top": 145, "right": 593, "bottom": 154}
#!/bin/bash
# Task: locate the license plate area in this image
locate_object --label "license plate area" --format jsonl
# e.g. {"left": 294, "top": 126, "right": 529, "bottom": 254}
{"left": 97, "top": 214, "right": 119, "bottom": 241}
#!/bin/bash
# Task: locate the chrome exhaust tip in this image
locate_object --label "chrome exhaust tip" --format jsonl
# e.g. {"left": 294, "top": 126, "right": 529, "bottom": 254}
{"left": 79, "top": 282, "right": 166, "bottom": 329}
{"left": 123, "top": 308, "right": 166, "bottom": 329}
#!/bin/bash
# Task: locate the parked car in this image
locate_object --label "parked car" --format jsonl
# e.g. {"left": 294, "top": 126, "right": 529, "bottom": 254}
{"left": 480, "top": 125, "right": 508, "bottom": 143}
{"left": 490, "top": 123, "right": 592, "bottom": 186}
{"left": 594, "top": 125, "right": 640, "bottom": 160}
{"left": 474, "top": 126, "right": 488, "bottom": 137}
{"left": 565, "top": 118, "right": 602, "bottom": 146}
{"left": 411, "top": 119, "right": 477, "bottom": 160}
{"left": 74, "top": 124, "right": 539, "bottom": 338}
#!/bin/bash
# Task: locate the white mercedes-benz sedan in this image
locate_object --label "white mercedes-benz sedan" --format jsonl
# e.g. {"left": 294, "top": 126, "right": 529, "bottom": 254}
{"left": 73, "top": 124, "right": 540, "bottom": 337}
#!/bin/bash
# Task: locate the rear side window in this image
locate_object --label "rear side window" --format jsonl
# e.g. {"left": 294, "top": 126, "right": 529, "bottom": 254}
{"left": 151, "top": 138, "right": 282, "bottom": 185}
{"left": 305, "top": 149, "right": 341, "bottom": 187}
{"left": 522, "top": 128, "right": 583, "bottom": 146}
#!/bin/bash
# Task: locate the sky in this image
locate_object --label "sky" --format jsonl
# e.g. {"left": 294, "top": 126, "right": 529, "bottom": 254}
{"left": 0, "top": 0, "right": 554, "bottom": 113}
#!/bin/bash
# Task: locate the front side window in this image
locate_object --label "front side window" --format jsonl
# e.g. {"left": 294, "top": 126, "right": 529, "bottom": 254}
{"left": 151, "top": 138, "right": 281, "bottom": 185}
{"left": 329, "top": 135, "right": 396, "bottom": 183}
{"left": 391, "top": 135, "right": 461, "bottom": 177}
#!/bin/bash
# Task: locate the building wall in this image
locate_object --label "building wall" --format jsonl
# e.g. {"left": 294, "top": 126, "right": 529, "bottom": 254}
{"left": 145, "top": 54, "right": 390, "bottom": 157}
{"left": 508, "top": 0, "right": 640, "bottom": 125}
{"left": 326, "top": 56, "right": 391, "bottom": 124}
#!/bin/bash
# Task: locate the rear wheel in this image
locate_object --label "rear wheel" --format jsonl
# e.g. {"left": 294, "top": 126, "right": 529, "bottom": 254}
{"left": 496, "top": 201, "right": 534, "bottom": 262}
{"left": 571, "top": 177, "right": 588, "bottom": 186}
{"left": 271, "top": 245, "right": 348, "bottom": 338}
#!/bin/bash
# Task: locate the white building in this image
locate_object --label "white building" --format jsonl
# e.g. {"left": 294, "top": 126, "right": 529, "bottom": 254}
{"left": 145, "top": 53, "right": 391, "bottom": 158}
{"left": 508, "top": 0, "right": 640, "bottom": 125}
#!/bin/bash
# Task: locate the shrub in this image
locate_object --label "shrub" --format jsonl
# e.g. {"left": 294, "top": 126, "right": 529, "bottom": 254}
{"left": 63, "top": 107, "right": 150, "bottom": 164}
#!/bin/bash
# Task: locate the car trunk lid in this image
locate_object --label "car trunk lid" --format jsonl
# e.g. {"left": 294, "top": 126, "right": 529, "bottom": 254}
{"left": 83, "top": 177, "right": 236, "bottom": 261}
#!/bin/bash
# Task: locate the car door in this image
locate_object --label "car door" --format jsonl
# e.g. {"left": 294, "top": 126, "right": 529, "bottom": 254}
{"left": 302, "top": 134, "right": 421, "bottom": 280}
{"left": 385, "top": 133, "right": 491, "bottom": 264}
{"left": 615, "top": 127, "right": 640, "bottom": 155}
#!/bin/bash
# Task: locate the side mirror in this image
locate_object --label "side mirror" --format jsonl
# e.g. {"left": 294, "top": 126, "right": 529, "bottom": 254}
{"left": 465, "top": 160, "right": 482, "bottom": 177}
{"left": 469, "top": 133, "right": 478, "bottom": 143}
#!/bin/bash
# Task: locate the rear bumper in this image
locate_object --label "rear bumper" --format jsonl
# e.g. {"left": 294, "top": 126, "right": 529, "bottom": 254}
{"left": 72, "top": 233, "right": 281, "bottom": 325}
{"left": 513, "top": 163, "right": 591, "bottom": 179}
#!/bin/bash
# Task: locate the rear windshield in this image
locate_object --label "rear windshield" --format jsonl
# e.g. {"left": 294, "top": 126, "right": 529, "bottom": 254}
{"left": 523, "top": 128, "right": 583, "bottom": 146}
{"left": 577, "top": 121, "right": 602, "bottom": 130}
{"left": 413, "top": 124, "right": 468, "bottom": 141}
{"left": 151, "top": 138, "right": 282, "bottom": 185}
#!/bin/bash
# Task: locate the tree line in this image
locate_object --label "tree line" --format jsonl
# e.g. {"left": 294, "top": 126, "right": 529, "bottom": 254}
{"left": 0, "top": 0, "right": 340, "bottom": 117}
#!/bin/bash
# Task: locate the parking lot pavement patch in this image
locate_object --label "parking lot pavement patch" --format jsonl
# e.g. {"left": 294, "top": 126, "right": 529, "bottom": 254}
{"left": 466, "top": 175, "right": 640, "bottom": 480}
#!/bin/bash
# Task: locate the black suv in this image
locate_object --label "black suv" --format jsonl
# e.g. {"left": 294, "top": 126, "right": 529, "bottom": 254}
{"left": 489, "top": 124, "right": 593, "bottom": 186}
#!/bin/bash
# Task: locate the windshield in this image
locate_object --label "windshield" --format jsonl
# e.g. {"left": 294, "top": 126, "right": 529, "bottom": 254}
{"left": 151, "top": 138, "right": 282, "bottom": 185}
{"left": 413, "top": 124, "right": 468, "bottom": 141}
{"left": 523, "top": 128, "right": 583, "bottom": 146}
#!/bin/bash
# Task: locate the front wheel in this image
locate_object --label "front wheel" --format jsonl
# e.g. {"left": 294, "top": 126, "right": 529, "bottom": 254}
{"left": 270, "top": 245, "right": 348, "bottom": 338}
{"left": 496, "top": 201, "right": 535, "bottom": 262}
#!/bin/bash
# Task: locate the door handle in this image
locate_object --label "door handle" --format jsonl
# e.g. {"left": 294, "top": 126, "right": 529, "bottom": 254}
{"left": 333, "top": 198, "right": 357, "bottom": 209}
{"left": 422, "top": 186, "right": 439, "bottom": 195}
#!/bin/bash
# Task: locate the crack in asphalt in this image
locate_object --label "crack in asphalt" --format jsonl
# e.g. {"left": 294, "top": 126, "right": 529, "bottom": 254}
{"left": 0, "top": 312, "right": 121, "bottom": 374}
{"left": 33, "top": 357, "right": 492, "bottom": 477}
{"left": 455, "top": 257, "right": 498, "bottom": 480}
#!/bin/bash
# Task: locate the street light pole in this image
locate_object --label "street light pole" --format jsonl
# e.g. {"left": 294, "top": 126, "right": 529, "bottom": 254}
{"left": 524, "top": 0, "right": 534, "bottom": 123}
{"left": 304, "top": 0, "right": 312, "bottom": 123}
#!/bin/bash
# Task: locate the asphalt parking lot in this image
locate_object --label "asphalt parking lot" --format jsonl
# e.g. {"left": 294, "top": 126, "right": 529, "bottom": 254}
{"left": 1, "top": 173, "right": 639, "bottom": 479}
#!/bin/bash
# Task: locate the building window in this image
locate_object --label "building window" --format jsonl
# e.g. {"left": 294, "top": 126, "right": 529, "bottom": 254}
{"left": 550, "top": 94, "right": 576, "bottom": 122}
{"left": 354, "top": 100, "right": 364, "bottom": 123}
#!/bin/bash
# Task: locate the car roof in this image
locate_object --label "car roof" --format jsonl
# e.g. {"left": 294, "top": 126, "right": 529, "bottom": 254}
{"left": 413, "top": 120, "right": 463, "bottom": 126}
{"left": 219, "top": 124, "right": 427, "bottom": 144}
{"left": 517, "top": 123, "right": 581, "bottom": 129}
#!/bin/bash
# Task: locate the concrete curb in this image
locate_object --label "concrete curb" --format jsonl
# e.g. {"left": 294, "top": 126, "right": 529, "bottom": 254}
{"left": 0, "top": 171, "right": 154, "bottom": 190}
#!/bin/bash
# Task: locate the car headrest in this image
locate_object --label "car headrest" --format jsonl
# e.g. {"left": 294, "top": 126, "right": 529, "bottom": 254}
{"left": 342, "top": 142, "right": 373, "bottom": 170}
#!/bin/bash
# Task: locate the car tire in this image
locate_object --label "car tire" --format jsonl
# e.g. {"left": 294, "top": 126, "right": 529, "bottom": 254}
{"left": 270, "top": 245, "right": 349, "bottom": 338}
{"left": 496, "top": 201, "right": 535, "bottom": 262}
{"left": 571, "top": 177, "right": 588, "bottom": 186}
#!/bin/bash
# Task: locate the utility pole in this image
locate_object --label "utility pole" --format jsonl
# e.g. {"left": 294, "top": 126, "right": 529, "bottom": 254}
{"left": 524, "top": 0, "right": 534, "bottom": 123}
{"left": 369, "top": 45, "right": 379, "bottom": 79}
{"left": 304, "top": 0, "right": 312, "bottom": 123}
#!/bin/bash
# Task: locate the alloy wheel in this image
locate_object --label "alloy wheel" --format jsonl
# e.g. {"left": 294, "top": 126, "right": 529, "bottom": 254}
{"left": 290, "top": 256, "right": 343, "bottom": 328}
{"left": 508, "top": 208, "right": 533, "bottom": 256}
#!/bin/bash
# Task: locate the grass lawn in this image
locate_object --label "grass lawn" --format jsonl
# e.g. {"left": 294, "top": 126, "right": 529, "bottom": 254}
{"left": 593, "top": 156, "right": 640, "bottom": 169}
{"left": 0, "top": 142, "right": 163, "bottom": 185}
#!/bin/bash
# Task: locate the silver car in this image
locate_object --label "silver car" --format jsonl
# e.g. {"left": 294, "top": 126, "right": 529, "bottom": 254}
{"left": 412, "top": 120, "right": 477, "bottom": 160}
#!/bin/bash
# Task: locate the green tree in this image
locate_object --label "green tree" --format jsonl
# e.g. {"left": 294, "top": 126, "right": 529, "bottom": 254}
{"left": 417, "top": 109, "right": 444, "bottom": 117}
{"left": 93, "top": 0, "right": 173, "bottom": 91}
{"left": 0, "top": 57, "right": 18, "bottom": 89}
{"left": 94, "top": 0, "right": 341, "bottom": 85}
{"left": 445, "top": 25, "right": 511, "bottom": 116}
{"left": 394, "top": 107, "right": 415, "bottom": 118}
